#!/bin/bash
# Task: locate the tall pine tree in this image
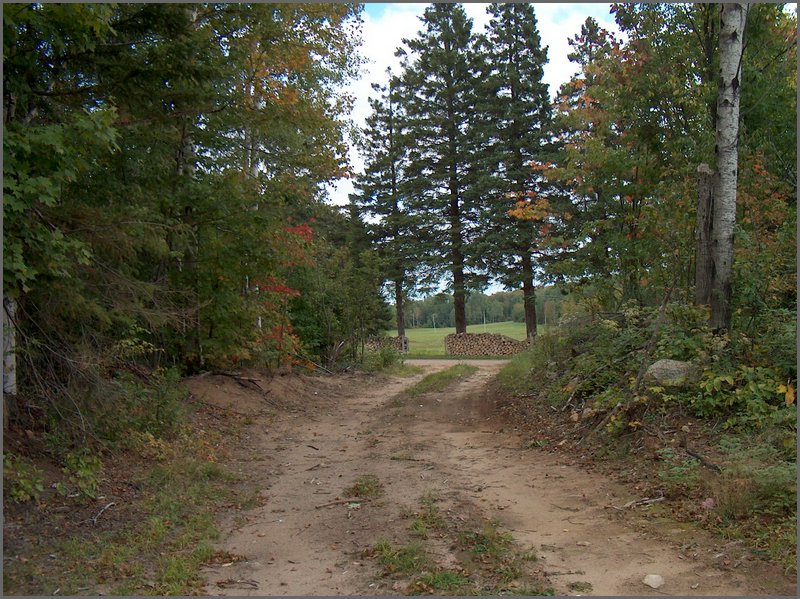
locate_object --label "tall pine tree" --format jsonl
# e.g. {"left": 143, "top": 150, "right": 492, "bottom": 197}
{"left": 397, "top": 3, "right": 480, "bottom": 334}
{"left": 472, "top": 3, "right": 552, "bottom": 342}
{"left": 353, "top": 71, "right": 419, "bottom": 337}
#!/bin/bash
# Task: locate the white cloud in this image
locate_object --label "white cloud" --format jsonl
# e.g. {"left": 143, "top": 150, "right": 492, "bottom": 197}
{"left": 326, "top": 3, "right": 619, "bottom": 206}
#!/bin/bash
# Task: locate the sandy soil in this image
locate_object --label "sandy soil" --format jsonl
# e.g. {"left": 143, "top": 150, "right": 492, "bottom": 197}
{"left": 196, "top": 360, "right": 796, "bottom": 596}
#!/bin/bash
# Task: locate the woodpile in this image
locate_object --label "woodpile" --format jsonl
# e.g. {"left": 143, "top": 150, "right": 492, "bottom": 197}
{"left": 365, "top": 335, "right": 409, "bottom": 354}
{"left": 444, "top": 333, "right": 528, "bottom": 357}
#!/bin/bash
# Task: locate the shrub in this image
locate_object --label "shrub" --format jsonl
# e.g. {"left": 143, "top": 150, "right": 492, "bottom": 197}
{"left": 496, "top": 330, "right": 566, "bottom": 395}
{"left": 56, "top": 449, "right": 103, "bottom": 501}
{"left": 360, "top": 344, "right": 401, "bottom": 372}
{"left": 112, "top": 367, "right": 187, "bottom": 438}
{"left": 3, "top": 453, "right": 44, "bottom": 503}
{"left": 693, "top": 365, "right": 796, "bottom": 430}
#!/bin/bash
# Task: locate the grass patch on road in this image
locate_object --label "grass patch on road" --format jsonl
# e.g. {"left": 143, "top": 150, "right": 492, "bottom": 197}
{"left": 366, "top": 495, "right": 552, "bottom": 596}
{"left": 385, "top": 362, "right": 425, "bottom": 377}
{"left": 373, "top": 539, "right": 431, "bottom": 574}
{"left": 344, "top": 474, "right": 384, "bottom": 499}
{"left": 403, "top": 364, "right": 479, "bottom": 398}
{"left": 409, "top": 492, "right": 448, "bottom": 539}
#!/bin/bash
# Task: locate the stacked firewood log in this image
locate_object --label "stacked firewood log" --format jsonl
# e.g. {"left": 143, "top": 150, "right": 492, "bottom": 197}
{"left": 444, "top": 333, "right": 528, "bottom": 356}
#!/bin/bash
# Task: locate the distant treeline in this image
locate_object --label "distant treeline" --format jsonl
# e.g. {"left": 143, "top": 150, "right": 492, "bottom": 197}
{"left": 391, "top": 287, "right": 570, "bottom": 329}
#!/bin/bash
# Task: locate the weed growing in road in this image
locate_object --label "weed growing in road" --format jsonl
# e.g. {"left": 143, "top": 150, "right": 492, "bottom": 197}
{"left": 404, "top": 364, "right": 479, "bottom": 397}
{"left": 409, "top": 492, "right": 447, "bottom": 538}
{"left": 367, "top": 515, "right": 549, "bottom": 596}
{"left": 386, "top": 363, "right": 425, "bottom": 377}
{"left": 372, "top": 539, "right": 430, "bottom": 574}
{"left": 419, "top": 492, "right": 447, "bottom": 528}
{"left": 458, "top": 519, "right": 541, "bottom": 587}
{"left": 344, "top": 474, "right": 384, "bottom": 499}
{"left": 460, "top": 519, "right": 514, "bottom": 561}
{"left": 568, "top": 581, "right": 593, "bottom": 593}
{"left": 411, "top": 570, "right": 471, "bottom": 593}
{"left": 371, "top": 540, "right": 474, "bottom": 595}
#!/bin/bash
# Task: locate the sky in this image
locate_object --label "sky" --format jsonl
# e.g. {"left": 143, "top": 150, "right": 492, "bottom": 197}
{"left": 325, "top": 2, "right": 620, "bottom": 206}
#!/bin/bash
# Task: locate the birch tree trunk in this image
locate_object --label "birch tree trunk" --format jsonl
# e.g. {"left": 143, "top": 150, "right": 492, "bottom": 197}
{"left": 711, "top": 2, "right": 748, "bottom": 331}
{"left": 3, "top": 297, "right": 17, "bottom": 429}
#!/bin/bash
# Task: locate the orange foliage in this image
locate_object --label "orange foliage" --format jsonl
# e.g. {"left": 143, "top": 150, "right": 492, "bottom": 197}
{"left": 508, "top": 198, "right": 550, "bottom": 221}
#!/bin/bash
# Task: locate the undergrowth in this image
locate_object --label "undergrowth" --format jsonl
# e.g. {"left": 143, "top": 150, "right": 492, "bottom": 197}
{"left": 497, "top": 302, "right": 796, "bottom": 573}
{"left": 3, "top": 362, "right": 253, "bottom": 596}
{"left": 360, "top": 345, "right": 423, "bottom": 376}
{"left": 3, "top": 421, "right": 245, "bottom": 595}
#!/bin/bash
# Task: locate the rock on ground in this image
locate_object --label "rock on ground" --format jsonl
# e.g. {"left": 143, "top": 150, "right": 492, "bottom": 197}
{"left": 643, "top": 574, "right": 665, "bottom": 589}
{"left": 644, "top": 359, "right": 696, "bottom": 388}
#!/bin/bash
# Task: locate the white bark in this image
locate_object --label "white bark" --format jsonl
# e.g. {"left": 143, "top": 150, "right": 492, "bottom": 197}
{"left": 711, "top": 2, "right": 748, "bottom": 331}
{"left": 3, "top": 297, "right": 16, "bottom": 395}
{"left": 4, "top": 297, "right": 17, "bottom": 429}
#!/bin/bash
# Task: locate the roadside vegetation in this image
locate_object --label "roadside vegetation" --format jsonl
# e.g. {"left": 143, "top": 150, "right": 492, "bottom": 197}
{"left": 497, "top": 302, "right": 797, "bottom": 573}
{"left": 359, "top": 345, "right": 423, "bottom": 376}
{"left": 3, "top": 399, "right": 259, "bottom": 595}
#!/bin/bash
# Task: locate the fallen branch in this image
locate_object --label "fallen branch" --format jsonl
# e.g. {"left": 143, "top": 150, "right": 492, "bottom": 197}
{"left": 292, "top": 351, "right": 334, "bottom": 375}
{"left": 610, "top": 496, "right": 666, "bottom": 510}
{"left": 216, "top": 579, "right": 259, "bottom": 590}
{"left": 186, "top": 394, "right": 253, "bottom": 416}
{"left": 684, "top": 446, "right": 722, "bottom": 473}
{"left": 314, "top": 498, "right": 372, "bottom": 509}
{"left": 209, "top": 371, "right": 266, "bottom": 388}
{"left": 90, "top": 501, "right": 115, "bottom": 525}
{"left": 208, "top": 371, "right": 280, "bottom": 407}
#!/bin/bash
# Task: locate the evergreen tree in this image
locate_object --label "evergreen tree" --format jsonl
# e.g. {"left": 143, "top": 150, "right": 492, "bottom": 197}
{"left": 472, "top": 2, "right": 552, "bottom": 342}
{"left": 397, "top": 3, "right": 480, "bottom": 334}
{"left": 353, "top": 71, "right": 418, "bottom": 338}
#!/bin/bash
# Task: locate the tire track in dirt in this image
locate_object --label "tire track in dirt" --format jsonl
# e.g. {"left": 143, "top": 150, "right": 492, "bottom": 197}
{"left": 202, "top": 360, "right": 795, "bottom": 596}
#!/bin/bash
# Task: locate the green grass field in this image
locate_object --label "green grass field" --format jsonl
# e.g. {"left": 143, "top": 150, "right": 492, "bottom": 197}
{"left": 386, "top": 321, "right": 532, "bottom": 357}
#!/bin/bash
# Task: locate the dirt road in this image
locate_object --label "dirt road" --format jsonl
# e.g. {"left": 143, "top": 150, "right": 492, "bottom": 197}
{"left": 198, "top": 360, "right": 795, "bottom": 596}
